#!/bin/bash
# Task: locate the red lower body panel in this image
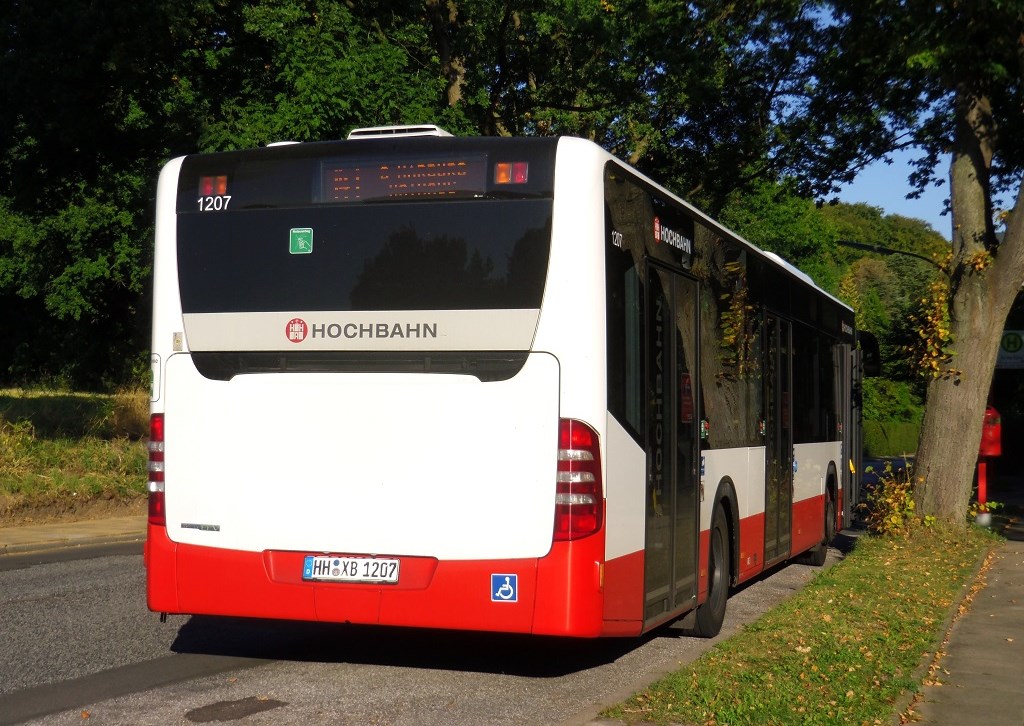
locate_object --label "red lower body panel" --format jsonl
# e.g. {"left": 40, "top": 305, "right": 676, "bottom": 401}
{"left": 791, "top": 494, "right": 825, "bottom": 557}
{"left": 697, "top": 529, "right": 709, "bottom": 605}
{"left": 736, "top": 512, "right": 765, "bottom": 584}
{"left": 601, "top": 549, "right": 644, "bottom": 636}
{"left": 145, "top": 525, "right": 613, "bottom": 637}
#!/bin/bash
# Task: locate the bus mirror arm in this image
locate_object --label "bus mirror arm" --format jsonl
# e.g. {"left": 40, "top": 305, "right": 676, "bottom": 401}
{"left": 858, "top": 331, "right": 882, "bottom": 377}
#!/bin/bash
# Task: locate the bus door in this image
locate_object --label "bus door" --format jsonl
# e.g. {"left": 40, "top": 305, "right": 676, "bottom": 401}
{"left": 644, "top": 265, "right": 700, "bottom": 623}
{"left": 764, "top": 314, "right": 793, "bottom": 565}
{"left": 837, "top": 342, "right": 855, "bottom": 527}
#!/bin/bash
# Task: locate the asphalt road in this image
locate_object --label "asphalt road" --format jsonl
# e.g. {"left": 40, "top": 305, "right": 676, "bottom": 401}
{"left": 0, "top": 539, "right": 849, "bottom": 725}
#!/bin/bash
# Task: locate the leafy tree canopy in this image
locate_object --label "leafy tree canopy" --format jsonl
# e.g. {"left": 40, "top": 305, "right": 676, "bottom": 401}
{"left": 1, "top": 0, "right": 1020, "bottom": 534}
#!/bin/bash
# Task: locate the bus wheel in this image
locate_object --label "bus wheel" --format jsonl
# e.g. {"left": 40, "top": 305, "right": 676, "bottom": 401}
{"left": 801, "top": 493, "right": 835, "bottom": 567}
{"left": 692, "top": 505, "right": 729, "bottom": 638}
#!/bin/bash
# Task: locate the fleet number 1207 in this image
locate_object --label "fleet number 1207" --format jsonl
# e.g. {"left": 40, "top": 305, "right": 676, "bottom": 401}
{"left": 197, "top": 195, "right": 231, "bottom": 211}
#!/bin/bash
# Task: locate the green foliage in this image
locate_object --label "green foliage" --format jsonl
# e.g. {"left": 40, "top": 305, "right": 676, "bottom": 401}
{"left": 0, "top": 390, "right": 148, "bottom": 510}
{"left": 823, "top": 203, "right": 949, "bottom": 382}
{"left": 0, "top": 0, "right": 1016, "bottom": 403}
{"left": 782, "top": 2, "right": 1024, "bottom": 201}
{"left": 0, "top": 1, "right": 171, "bottom": 388}
{"left": 821, "top": 203, "right": 948, "bottom": 257}
{"left": 905, "top": 277, "right": 962, "bottom": 381}
{"left": 0, "top": 422, "right": 146, "bottom": 501}
{"left": 719, "top": 179, "right": 842, "bottom": 290}
{"left": 863, "top": 421, "right": 920, "bottom": 458}
{"left": 0, "top": 389, "right": 149, "bottom": 439}
{"left": 1, "top": 0, "right": 828, "bottom": 387}
{"left": 862, "top": 378, "right": 924, "bottom": 424}
{"left": 200, "top": 0, "right": 458, "bottom": 148}
{"left": 861, "top": 461, "right": 919, "bottom": 535}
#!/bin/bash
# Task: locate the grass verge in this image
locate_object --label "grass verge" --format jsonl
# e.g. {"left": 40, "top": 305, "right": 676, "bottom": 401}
{"left": 601, "top": 524, "right": 997, "bottom": 725}
{"left": 0, "top": 388, "right": 148, "bottom": 523}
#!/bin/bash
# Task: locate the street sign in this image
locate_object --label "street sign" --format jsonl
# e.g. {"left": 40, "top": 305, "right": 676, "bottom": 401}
{"left": 997, "top": 330, "right": 1024, "bottom": 369}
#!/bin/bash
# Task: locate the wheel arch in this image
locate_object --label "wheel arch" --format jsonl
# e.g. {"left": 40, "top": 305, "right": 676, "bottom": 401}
{"left": 711, "top": 476, "right": 740, "bottom": 587}
{"left": 823, "top": 460, "right": 839, "bottom": 536}
{"left": 826, "top": 461, "right": 838, "bottom": 498}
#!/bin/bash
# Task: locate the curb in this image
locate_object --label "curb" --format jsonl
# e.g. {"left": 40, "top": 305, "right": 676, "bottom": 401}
{"left": 0, "top": 531, "right": 146, "bottom": 557}
{"left": 0, "top": 515, "right": 148, "bottom": 557}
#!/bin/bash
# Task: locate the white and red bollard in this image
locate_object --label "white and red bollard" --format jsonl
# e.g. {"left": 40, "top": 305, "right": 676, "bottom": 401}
{"left": 976, "top": 455, "right": 992, "bottom": 527}
{"left": 975, "top": 405, "right": 1002, "bottom": 527}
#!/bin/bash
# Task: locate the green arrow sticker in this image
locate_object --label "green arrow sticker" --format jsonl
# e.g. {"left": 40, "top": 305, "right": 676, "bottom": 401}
{"left": 290, "top": 227, "right": 313, "bottom": 254}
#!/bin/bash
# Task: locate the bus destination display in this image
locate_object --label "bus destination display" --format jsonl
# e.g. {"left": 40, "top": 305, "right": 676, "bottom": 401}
{"left": 320, "top": 155, "right": 488, "bottom": 202}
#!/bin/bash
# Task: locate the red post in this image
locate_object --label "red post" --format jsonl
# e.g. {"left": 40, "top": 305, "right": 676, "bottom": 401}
{"left": 976, "top": 405, "right": 1000, "bottom": 526}
{"left": 977, "top": 457, "right": 988, "bottom": 511}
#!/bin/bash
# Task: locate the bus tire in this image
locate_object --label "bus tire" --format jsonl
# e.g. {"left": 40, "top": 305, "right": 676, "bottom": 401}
{"left": 800, "top": 493, "right": 835, "bottom": 567}
{"left": 691, "top": 504, "right": 729, "bottom": 638}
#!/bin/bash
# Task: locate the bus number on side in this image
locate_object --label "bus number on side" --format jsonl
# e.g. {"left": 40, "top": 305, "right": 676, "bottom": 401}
{"left": 197, "top": 195, "right": 232, "bottom": 212}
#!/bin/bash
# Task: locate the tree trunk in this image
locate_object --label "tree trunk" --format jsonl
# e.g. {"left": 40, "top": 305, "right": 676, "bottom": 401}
{"left": 913, "top": 88, "right": 1024, "bottom": 522}
{"left": 425, "top": 0, "right": 465, "bottom": 108}
{"left": 913, "top": 314, "right": 1001, "bottom": 522}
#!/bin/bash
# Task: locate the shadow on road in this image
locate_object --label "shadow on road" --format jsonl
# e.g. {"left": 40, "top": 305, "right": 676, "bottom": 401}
{"left": 171, "top": 616, "right": 648, "bottom": 678}
{"left": 168, "top": 540, "right": 854, "bottom": 677}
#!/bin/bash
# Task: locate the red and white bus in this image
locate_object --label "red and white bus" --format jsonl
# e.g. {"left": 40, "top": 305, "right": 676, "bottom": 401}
{"left": 146, "top": 125, "right": 862, "bottom": 638}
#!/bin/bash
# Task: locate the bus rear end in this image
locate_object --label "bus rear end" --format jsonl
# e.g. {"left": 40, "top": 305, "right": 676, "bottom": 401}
{"left": 145, "top": 134, "right": 608, "bottom": 636}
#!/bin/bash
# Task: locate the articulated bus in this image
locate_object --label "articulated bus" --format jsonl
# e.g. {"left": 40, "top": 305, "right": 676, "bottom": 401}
{"left": 146, "top": 125, "right": 863, "bottom": 638}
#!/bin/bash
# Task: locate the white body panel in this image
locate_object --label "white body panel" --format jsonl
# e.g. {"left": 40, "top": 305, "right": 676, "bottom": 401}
{"left": 793, "top": 441, "right": 840, "bottom": 503}
{"left": 181, "top": 310, "right": 540, "bottom": 352}
{"left": 700, "top": 447, "right": 765, "bottom": 526}
{"left": 151, "top": 156, "right": 186, "bottom": 404}
{"left": 532, "top": 139, "right": 607, "bottom": 427}
{"left": 535, "top": 140, "right": 625, "bottom": 556}
{"left": 163, "top": 351, "right": 560, "bottom": 558}
{"left": 604, "top": 414, "right": 646, "bottom": 560}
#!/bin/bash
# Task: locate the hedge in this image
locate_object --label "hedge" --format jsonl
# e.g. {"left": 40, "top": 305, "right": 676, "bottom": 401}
{"left": 863, "top": 420, "right": 919, "bottom": 458}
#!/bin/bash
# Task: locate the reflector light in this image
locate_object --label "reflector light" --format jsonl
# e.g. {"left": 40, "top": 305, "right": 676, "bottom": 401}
{"left": 199, "top": 175, "right": 228, "bottom": 196}
{"left": 554, "top": 419, "right": 603, "bottom": 541}
{"left": 494, "top": 162, "right": 529, "bottom": 184}
{"left": 148, "top": 413, "right": 166, "bottom": 526}
{"left": 555, "top": 492, "right": 596, "bottom": 505}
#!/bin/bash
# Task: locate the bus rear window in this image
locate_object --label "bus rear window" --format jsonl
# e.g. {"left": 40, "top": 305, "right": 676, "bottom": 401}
{"left": 176, "top": 199, "right": 552, "bottom": 314}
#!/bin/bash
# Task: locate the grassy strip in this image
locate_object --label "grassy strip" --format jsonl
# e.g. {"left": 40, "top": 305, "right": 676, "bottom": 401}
{"left": 0, "top": 389, "right": 148, "bottom": 505}
{"left": 602, "top": 525, "right": 996, "bottom": 725}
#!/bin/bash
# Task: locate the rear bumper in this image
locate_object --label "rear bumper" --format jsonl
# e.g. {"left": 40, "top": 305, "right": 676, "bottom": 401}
{"left": 145, "top": 524, "right": 612, "bottom": 637}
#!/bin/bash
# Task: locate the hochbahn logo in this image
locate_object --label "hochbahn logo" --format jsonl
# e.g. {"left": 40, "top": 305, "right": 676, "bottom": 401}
{"left": 284, "top": 318, "right": 439, "bottom": 342}
{"left": 653, "top": 216, "right": 692, "bottom": 254}
{"left": 286, "top": 318, "right": 308, "bottom": 343}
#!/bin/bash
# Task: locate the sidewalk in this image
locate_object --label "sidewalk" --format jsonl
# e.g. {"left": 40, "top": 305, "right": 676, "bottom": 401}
{"left": 0, "top": 515, "right": 146, "bottom": 555}
{"left": 910, "top": 471, "right": 1024, "bottom": 726}
{"left": 910, "top": 534, "right": 1024, "bottom": 725}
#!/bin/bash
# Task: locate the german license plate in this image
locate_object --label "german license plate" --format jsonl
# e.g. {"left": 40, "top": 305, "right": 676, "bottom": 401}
{"left": 302, "top": 555, "right": 400, "bottom": 583}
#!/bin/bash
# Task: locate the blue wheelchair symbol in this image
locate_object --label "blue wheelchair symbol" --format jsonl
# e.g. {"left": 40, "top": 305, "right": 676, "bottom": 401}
{"left": 491, "top": 573, "right": 517, "bottom": 602}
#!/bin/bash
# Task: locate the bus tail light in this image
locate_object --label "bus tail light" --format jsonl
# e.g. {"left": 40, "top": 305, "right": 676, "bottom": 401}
{"left": 494, "top": 161, "right": 528, "bottom": 184}
{"left": 554, "top": 419, "right": 603, "bottom": 541}
{"left": 199, "top": 175, "right": 228, "bottom": 196}
{"left": 148, "top": 413, "right": 166, "bottom": 526}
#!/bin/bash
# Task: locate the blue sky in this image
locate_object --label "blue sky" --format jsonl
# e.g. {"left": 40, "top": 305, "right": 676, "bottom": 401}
{"left": 836, "top": 148, "right": 952, "bottom": 239}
